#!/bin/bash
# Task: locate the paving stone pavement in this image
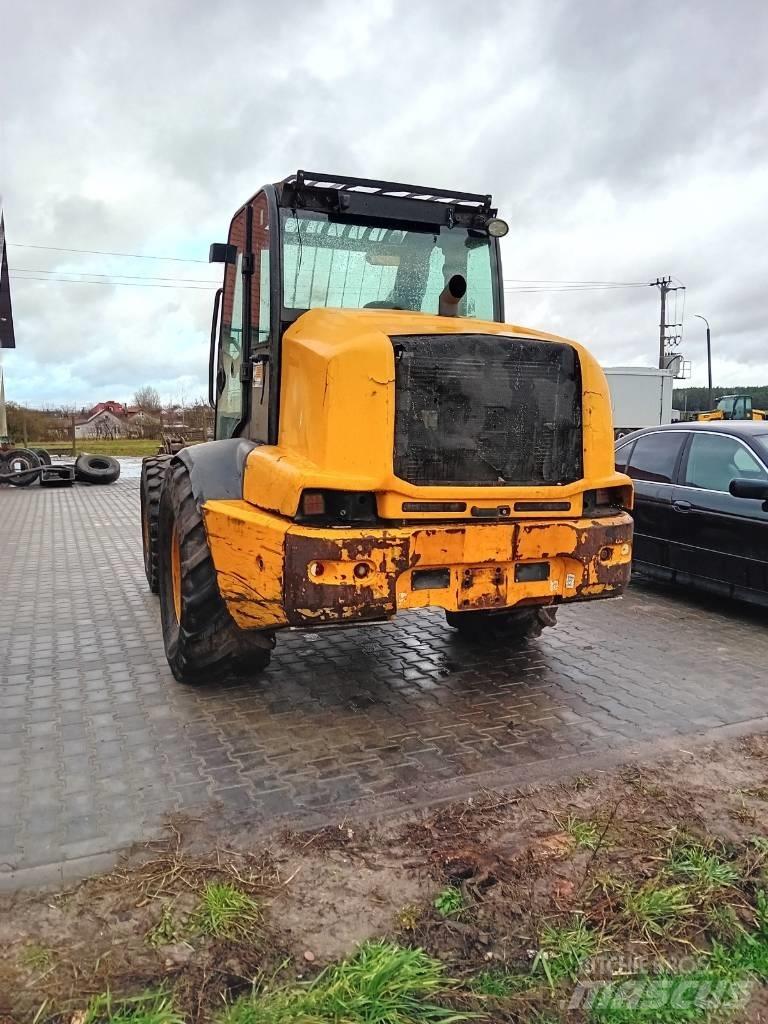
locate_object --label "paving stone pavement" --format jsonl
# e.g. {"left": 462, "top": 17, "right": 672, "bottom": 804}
{"left": 1, "top": 478, "right": 767, "bottom": 881}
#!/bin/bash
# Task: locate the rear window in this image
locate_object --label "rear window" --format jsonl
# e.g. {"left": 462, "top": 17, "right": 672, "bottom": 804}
{"left": 626, "top": 431, "right": 686, "bottom": 484}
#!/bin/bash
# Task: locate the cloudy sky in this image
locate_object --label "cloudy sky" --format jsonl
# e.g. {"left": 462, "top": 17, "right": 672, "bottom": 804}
{"left": 1, "top": 0, "right": 766, "bottom": 408}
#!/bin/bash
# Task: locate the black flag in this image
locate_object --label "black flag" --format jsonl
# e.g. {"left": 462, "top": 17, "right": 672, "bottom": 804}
{"left": 0, "top": 212, "right": 16, "bottom": 349}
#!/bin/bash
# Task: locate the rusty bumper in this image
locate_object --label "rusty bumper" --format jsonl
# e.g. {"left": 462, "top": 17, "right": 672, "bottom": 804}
{"left": 202, "top": 501, "right": 633, "bottom": 632}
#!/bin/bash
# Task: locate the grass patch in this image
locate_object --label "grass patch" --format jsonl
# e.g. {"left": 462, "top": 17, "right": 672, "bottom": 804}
{"left": 30, "top": 438, "right": 164, "bottom": 457}
{"left": 19, "top": 943, "right": 54, "bottom": 971}
{"left": 620, "top": 883, "right": 695, "bottom": 938}
{"left": 667, "top": 842, "right": 740, "bottom": 893}
{"left": 192, "top": 882, "right": 261, "bottom": 940}
{"left": 396, "top": 904, "right": 421, "bottom": 932}
{"left": 219, "top": 940, "right": 474, "bottom": 1023}
{"left": 468, "top": 967, "right": 534, "bottom": 997}
{"left": 83, "top": 989, "right": 184, "bottom": 1024}
{"left": 586, "top": 929, "right": 768, "bottom": 1021}
{"left": 146, "top": 906, "right": 180, "bottom": 948}
{"left": 433, "top": 886, "right": 467, "bottom": 919}
{"left": 586, "top": 892, "right": 768, "bottom": 1021}
{"left": 534, "top": 917, "right": 601, "bottom": 985}
{"left": 703, "top": 903, "right": 741, "bottom": 942}
{"left": 560, "top": 814, "right": 603, "bottom": 850}
{"left": 586, "top": 968, "right": 750, "bottom": 1022}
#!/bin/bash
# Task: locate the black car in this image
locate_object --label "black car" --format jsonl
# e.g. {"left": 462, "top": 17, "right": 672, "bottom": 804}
{"left": 615, "top": 422, "right": 768, "bottom": 607}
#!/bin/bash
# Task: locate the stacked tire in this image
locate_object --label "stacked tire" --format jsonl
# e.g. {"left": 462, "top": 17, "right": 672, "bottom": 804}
{"left": 0, "top": 449, "right": 120, "bottom": 486}
{"left": 0, "top": 448, "right": 42, "bottom": 486}
{"left": 74, "top": 454, "right": 120, "bottom": 484}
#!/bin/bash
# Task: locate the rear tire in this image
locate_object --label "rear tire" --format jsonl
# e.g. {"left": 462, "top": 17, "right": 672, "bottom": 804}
{"left": 157, "top": 460, "right": 274, "bottom": 684}
{"left": 140, "top": 455, "right": 172, "bottom": 593}
{"left": 445, "top": 606, "right": 557, "bottom": 643}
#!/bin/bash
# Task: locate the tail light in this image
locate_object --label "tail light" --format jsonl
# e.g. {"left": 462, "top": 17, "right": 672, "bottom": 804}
{"left": 298, "top": 490, "right": 378, "bottom": 524}
{"left": 583, "top": 486, "right": 633, "bottom": 515}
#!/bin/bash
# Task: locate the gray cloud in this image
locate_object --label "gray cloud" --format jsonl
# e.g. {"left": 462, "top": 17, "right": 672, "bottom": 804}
{"left": 1, "top": 0, "right": 767, "bottom": 409}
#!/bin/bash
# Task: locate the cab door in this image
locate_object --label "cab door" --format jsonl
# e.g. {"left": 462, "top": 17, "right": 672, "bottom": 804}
{"left": 733, "top": 396, "right": 752, "bottom": 421}
{"left": 213, "top": 193, "right": 274, "bottom": 442}
{"left": 214, "top": 206, "right": 249, "bottom": 439}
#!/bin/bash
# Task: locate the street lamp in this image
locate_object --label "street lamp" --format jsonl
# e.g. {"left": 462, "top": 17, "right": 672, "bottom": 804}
{"left": 692, "top": 315, "right": 713, "bottom": 410}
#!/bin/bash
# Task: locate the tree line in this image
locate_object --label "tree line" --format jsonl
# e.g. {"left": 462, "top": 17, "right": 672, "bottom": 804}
{"left": 3, "top": 386, "right": 213, "bottom": 443}
{"left": 673, "top": 386, "right": 768, "bottom": 413}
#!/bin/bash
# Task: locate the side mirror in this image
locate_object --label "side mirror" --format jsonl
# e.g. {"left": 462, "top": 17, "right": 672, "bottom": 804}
{"left": 729, "top": 478, "right": 768, "bottom": 501}
{"left": 209, "top": 242, "right": 238, "bottom": 264}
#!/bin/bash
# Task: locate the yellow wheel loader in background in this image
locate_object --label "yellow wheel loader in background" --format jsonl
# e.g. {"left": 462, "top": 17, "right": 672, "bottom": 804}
{"left": 696, "top": 395, "right": 768, "bottom": 422}
{"left": 141, "top": 171, "right": 634, "bottom": 684}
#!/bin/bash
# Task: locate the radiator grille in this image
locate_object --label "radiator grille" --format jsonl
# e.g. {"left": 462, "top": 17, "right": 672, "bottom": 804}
{"left": 393, "top": 334, "right": 582, "bottom": 486}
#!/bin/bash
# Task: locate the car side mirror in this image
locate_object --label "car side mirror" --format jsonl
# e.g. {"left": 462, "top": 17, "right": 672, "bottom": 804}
{"left": 729, "top": 478, "right": 768, "bottom": 511}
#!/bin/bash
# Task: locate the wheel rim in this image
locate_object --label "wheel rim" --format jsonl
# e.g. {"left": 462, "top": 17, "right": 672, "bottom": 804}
{"left": 170, "top": 529, "right": 182, "bottom": 622}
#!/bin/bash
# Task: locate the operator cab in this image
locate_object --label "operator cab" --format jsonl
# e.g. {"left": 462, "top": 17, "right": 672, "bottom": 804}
{"left": 208, "top": 171, "right": 508, "bottom": 443}
{"left": 717, "top": 396, "right": 753, "bottom": 420}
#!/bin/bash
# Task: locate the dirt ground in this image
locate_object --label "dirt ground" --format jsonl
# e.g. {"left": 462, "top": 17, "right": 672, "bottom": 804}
{"left": 5, "top": 731, "right": 768, "bottom": 1023}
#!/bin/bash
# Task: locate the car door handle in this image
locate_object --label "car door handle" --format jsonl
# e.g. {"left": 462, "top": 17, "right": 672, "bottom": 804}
{"left": 673, "top": 500, "right": 692, "bottom": 513}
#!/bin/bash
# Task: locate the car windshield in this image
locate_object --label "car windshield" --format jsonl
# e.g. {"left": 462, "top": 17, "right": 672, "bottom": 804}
{"left": 281, "top": 210, "right": 496, "bottom": 320}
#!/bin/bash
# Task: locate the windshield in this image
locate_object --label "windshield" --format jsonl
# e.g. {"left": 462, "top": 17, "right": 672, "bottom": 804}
{"left": 281, "top": 210, "right": 496, "bottom": 320}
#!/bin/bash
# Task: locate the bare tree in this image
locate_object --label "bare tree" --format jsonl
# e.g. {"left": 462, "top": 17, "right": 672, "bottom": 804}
{"left": 134, "top": 385, "right": 161, "bottom": 413}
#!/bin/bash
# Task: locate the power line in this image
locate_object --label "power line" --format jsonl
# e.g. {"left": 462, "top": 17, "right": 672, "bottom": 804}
{"left": 8, "top": 242, "right": 208, "bottom": 263}
{"left": 13, "top": 267, "right": 219, "bottom": 284}
{"left": 10, "top": 275, "right": 215, "bottom": 290}
{"left": 503, "top": 283, "right": 649, "bottom": 293}
{"left": 503, "top": 278, "right": 647, "bottom": 286}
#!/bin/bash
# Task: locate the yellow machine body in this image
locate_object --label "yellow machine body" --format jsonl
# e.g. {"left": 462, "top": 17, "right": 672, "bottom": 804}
{"left": 201, "top": 307, "right": 633, "bottom": 631}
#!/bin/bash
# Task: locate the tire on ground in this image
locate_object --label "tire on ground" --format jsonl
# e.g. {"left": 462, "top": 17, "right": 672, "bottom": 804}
{"left": 74, "top": 453, "right": 120, "bottom": 484}
{"left": 32, "top": 447, "right": 52, "bottom": 465}
{"left": 140, "top": 455, "right": 172, "bottom": 593}
{"left": 445, "top": 605, "right": 558, "bottom": 643}
{"left": 4, "top": 448, "right": 41, "bottom": 487}
{"left": 157, "top": 460, "right": 274, "bottom": 684}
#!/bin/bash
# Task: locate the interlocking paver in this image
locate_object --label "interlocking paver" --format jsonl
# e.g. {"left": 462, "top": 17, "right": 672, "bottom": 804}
{"left": 2, "top": 477, "right": 768, "bottom": 879}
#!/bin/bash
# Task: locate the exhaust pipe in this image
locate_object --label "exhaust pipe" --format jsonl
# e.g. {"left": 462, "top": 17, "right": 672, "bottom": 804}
{"left": 438, "top": 274, "right": 467, "bottom": 317}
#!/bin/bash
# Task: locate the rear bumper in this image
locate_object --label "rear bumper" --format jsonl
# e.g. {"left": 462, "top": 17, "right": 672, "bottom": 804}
{"left": 202, "top": 502, "right": 633, "bottom": 631}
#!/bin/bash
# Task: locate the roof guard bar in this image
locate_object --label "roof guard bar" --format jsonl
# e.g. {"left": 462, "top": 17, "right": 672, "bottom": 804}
{"left": 287, "top": 170, "right": 493, "bottom": 211}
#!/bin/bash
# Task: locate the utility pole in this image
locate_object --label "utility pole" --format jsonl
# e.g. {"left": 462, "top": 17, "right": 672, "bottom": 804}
{"left": 692, "top": 314, "right": 713, "bottom": 409}
{"left": 651, "top": 277, "right": 685, "bottom": 369}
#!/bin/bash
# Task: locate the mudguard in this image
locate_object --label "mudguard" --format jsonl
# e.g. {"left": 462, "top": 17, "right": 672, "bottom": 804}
{"left": 175, "top": 438, "right": 258, "bottom": 508}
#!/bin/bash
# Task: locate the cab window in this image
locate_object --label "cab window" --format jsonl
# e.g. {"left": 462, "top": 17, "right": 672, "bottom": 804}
{"left": 216, "top": 208, "right": 246, "bottom": 439}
